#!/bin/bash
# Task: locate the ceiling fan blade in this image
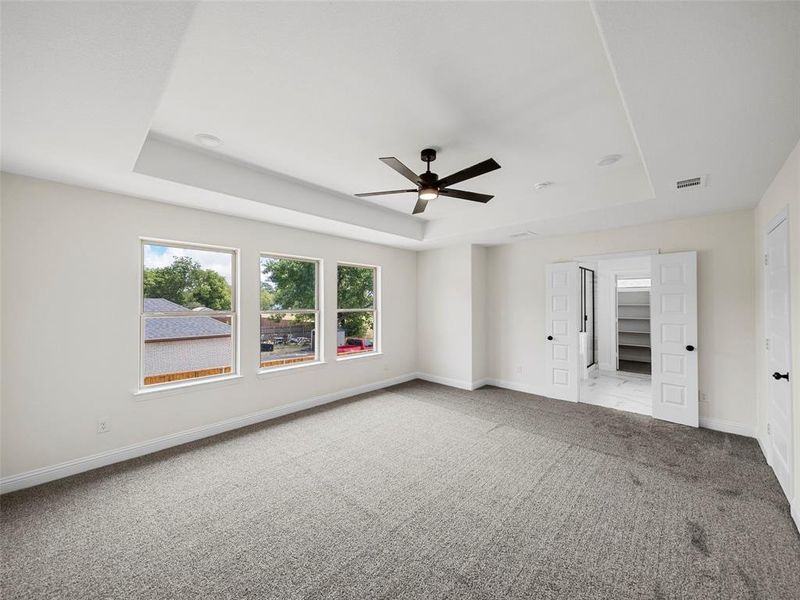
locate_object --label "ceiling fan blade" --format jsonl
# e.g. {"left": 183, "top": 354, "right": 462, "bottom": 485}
{"left": 412, "top": 198, "right": 428, "bottom": 214}
{"left": 436, "top": 158, "right": 500, "bottom": 189}
{"left": 379, "top": 157, "right": 421, "bottom": 184}
{"left": 439, "top": 188, "right": 494, "bottom": 203}
{"left": 355, "top": 189, "right": 417, "bottom": 197}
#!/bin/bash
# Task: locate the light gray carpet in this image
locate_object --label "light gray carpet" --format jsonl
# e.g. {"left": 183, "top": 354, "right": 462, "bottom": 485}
{"left": 2, "top": 381, "right": 799, "bottom": 599}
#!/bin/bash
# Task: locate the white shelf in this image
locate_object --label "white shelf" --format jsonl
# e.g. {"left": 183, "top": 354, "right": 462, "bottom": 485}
{"left": 617, "top": 290, "right": 651, "bottom": 366}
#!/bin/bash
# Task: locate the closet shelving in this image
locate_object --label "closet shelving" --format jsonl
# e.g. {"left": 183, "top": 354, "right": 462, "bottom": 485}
{"left": 617, "top": 288, "right": 651, "bottom": 374}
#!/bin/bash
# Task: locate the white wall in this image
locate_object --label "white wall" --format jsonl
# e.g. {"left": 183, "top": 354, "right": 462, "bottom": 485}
{"left": 471, "top": 246, "right": 488, "bottom": 383}
{"left": 416, "top": 245, "right": 472, "bottom": 388}
{"left": 416, "top": 244, "right": 488, "bottom": 389}
{"left": 486, "top": 210, "right": 756, "bottom": 432}
{"left": 754, "top": 139, "right": 800, "bottom": 516}
{"left": 0, "top": 173, "right": 417, "bottom": 479}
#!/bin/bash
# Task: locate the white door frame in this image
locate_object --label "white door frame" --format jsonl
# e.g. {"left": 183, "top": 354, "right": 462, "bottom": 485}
{"left": 763, "top": 206, "right": 793, "bottom": 501}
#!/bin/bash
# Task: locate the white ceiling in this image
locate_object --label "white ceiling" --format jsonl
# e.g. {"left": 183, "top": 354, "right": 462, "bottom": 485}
{"left": 149, "top": 1, "right": 651, "bottom": 225}
{"left": 2, "top": 1, "right": 798, "bottom": 249}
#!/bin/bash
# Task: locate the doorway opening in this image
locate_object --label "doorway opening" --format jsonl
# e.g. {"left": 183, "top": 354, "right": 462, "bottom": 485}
{"left": 545, "top": 251, "right": 698, "bottom": 426}
{"left": 579, "top": 255, "right": 652, "bottom": 416}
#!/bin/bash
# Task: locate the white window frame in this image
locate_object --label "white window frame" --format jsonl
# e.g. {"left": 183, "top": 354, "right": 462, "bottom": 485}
{"left": 259, "top": 253, "right": 323, "bottom": 372}
{"left": 336, "top": 262, "right": 380, "bottom": 360}
{"left": 139, "top": 238, "right": 239, "bottom": 391}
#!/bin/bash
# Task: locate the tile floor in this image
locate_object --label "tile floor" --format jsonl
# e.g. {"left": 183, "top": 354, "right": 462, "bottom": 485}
{"left": 580, "top": 369, "right": 652, "bottom": 416}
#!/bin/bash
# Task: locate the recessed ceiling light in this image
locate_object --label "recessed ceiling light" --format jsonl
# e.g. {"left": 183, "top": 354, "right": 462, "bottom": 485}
{"left": 195, "top": 133, "right": 222, "bottom": 148}
{"left": 597, "top": 154, "right": 622, "bottom": 167}
{"left": 534, "top": 181, "right": 553, "bottom": 190}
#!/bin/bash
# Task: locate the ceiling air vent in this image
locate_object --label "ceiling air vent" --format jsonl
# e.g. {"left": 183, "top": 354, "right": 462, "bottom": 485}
{"left": 676, "top": 175, "right": 707, "bottom": 190}
{"left": 509, "top": 230, "right": 537, "bottom": 239}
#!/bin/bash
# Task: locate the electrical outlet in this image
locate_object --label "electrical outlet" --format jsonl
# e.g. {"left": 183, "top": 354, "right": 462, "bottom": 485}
{"left": 97, "top": 418, "right": 111, "bottom": 434}
{"left": 515, "top": 365, "right": 523, "bottom": 376}
{"left": 699, "top": 391, "right": 708, "bottom": 404}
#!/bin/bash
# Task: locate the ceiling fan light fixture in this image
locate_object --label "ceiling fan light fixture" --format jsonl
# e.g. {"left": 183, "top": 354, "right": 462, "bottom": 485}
{"left": 419, "top": 187, "right": 439, "bottom": 201}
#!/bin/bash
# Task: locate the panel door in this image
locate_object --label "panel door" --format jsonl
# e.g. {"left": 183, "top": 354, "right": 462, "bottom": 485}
{"left": 766, "top": 216, "right": 793, "bottom": 498}
{"left": 651, "top": 252, "right": 698, "bottom": 427}
{"left": 545, "top": 262, "right": 579, "bottom": 402}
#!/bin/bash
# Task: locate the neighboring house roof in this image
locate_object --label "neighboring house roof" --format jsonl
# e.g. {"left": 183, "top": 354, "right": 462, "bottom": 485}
{"left": 144, "top": 298, "right": 183, "bottom": 312}
{"left": 144, "top": 298, "right": 231, "bottom": 341}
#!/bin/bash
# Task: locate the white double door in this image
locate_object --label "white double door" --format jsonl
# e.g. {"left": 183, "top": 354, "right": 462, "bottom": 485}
{"left": 545, "top": 253, "right": 699, "bottom": 427}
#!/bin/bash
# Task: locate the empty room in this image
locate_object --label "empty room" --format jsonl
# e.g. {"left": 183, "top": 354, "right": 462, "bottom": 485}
{"left": 2, "top": 1, "right": 799, "bottom": 598}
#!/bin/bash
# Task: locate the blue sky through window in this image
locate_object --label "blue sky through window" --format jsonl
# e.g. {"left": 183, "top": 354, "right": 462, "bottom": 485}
{"left": 143, "top": 244, "right": 233, "bottom": 284}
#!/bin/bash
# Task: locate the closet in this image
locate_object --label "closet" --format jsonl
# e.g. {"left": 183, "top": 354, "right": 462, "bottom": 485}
{"left": 616, "top": 282, "right": 651, "bottom": 374}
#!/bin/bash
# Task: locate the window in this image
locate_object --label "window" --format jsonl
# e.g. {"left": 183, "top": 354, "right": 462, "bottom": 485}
{"left": 260, "top": 254, "right": 320, "bottom": 369}
{"left": 337, "top": 263, "right": 378, "bottom": 357}
{"left": 617, "top": 278, "right": 651, "bottom": 289}
{"left": 141, "top": 241, "right": 237, "bottom": 388}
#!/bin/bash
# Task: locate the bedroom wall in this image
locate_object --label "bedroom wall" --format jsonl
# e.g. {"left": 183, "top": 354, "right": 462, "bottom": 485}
{"left": 416, "top": 244, "right": 473, "bottom": 388}
{"left": 471, "top": 245, "right": 488, "bottom": 384}
{"left": 415, "top": 243, "right": 488, "bottom": 389}
{"left": 485, "top": 209, "right": 756, "bottom": 434}
{"left": 0, "top": 173, "right": 418, "bottom": 482}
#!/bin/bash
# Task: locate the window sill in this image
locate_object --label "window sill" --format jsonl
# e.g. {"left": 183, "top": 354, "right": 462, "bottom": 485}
{"left": 133, "top": 374, "right": 243, "bottom": 400}
{"left": 336, "top": 351, "right": 383, "bottom": 363}
{"left": 258, "top": 360, "right": 325, "bottom": 379}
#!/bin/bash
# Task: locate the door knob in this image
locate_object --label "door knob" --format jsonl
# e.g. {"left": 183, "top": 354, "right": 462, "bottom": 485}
{"left": 686, "top": 345, "right": 695, "bottom": 351}
{"left": 772, "top": 372, "right": 790, "bottom": 381}
{"left": 546, "top": 335, "right": 553, "bottom": 341}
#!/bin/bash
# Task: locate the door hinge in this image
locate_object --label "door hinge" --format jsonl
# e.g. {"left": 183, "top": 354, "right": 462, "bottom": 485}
{"left": 764, "top": 253, "right": 769, "bottom": 266}
{"left": 767, "top": 423, "right": 771, "bottom": 435}
{"left": 766, "top": 338, "right": 770, "bottom": 350}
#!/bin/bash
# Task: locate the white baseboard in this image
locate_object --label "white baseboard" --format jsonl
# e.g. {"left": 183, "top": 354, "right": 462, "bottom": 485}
{"left": 756, "top": 435, "right": 771, "bottom": 465}
{"left": 415, "top": 372, "right": 474, "bottom": 391}
{"left": 483, "top": 378, "right": 552, "bottom": 398}
{"left": 754, "top": 435, "right": 798, "bottom": 533}
{"left": 470, "top": 378, "right": 489, "bottom": 391}
{"left": 0, "top": 373, "right": 417, "bottom": 494}
{"left": 698, "top": 416, "right": 756, "bottom": 438}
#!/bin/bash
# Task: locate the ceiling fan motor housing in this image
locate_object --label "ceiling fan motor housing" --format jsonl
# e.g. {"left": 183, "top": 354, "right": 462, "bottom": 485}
{"left": 421, "top": 148, "right": 437, "bottom": 164}
{"left": 419, "top": 171, "right": 438, "bottom": 186}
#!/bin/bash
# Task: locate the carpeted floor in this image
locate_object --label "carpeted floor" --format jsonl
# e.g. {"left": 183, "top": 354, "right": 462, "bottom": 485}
{"left": 2, "top": 380, "right": 799, "bottom": 599}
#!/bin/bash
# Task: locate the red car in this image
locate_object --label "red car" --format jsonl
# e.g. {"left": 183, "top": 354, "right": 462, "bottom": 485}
{"left": 337, "top": 337, "right": 374, "bottom": 354}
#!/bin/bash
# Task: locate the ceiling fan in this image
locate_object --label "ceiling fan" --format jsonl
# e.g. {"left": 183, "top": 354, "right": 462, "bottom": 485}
{"left": 355, "top": 148, "right": 501, "bottom": 215}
